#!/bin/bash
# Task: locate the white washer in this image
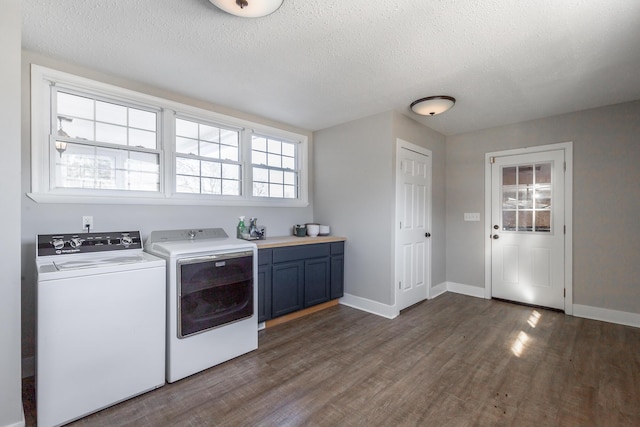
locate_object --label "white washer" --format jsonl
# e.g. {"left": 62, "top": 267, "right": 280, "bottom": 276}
{"left": 145, "top": 228, "right": 258, "bottom": 383}
{"left": 36, "top": 231, "right": 166, "bottom": 427}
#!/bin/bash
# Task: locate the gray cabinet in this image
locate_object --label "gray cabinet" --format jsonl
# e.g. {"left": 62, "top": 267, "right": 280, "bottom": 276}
{"left": 257, "top": 241, "right": 344, "bottom": 321}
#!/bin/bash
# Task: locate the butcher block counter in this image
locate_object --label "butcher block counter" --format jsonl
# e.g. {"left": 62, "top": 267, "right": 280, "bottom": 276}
{"left": 254, "top": 235, "right": 346, "bottom": 249}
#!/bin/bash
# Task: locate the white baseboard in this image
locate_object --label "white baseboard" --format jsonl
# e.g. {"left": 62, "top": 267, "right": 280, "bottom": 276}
{"left": 573, "top": 304, "right": 640, "bottom": 328}
{"left": 22, "top": 356, "right": 34, "bottom": 379}
{"left": 339, "top": 293, "right": 398, "bottom": 319}
{"left": 446, "top": 282, "right": 486, "bottom": 299}
{"left": 5, "top": 416, "right": 25, "bottom": 427}
{"left": 429, "top": 282, "right": 447, "bottom": 299}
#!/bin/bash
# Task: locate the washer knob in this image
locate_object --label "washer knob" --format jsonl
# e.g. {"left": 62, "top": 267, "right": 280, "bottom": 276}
{"left": 69, "top": 238, "right": 83, "bottom": 248}
{"left": 121, "top": 236, "right": 133, "bottom": 247}
{"left": 52, "top": 239, "right": 65, "bottom": 250}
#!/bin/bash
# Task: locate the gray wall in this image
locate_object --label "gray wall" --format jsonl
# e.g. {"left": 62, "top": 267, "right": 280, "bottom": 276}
{"left": 20, "top": 51, "right": 315, "bottom": 363}
{"left": 1, "top": 0, "right": 25, "bottom": 426}
{"left": 314, "top": 111, "right": 446, "bottom": 306}
{"left": 446, "top": 100, "right": 640, "bottom": 314}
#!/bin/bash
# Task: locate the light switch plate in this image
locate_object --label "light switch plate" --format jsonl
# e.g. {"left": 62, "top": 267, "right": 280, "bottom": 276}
{"left": 464, "top": 213, "right": 480, "bottom": 221}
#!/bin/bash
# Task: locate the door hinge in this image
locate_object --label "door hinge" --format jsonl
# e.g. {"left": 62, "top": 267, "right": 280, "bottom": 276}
{"left": 399, "top": 281, "right": 402, "bottom": 289}
{"left": 490, "top": 156, "right": 496, "bottom": 164}
{"left": 399, "top": 221, "right": 402, "bottom": 229}
{"left": 563, "top": 161, "right": 566, "bottom": 172}
{"left": 564, "top": 225, "right": 566, "bottom": 234}
{"left": 564, "top": 288, "right": 566, "bottom": 298}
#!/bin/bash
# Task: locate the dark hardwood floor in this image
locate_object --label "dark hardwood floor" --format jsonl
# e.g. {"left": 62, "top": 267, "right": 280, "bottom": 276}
{"left": 23, "top": 293, "right": 640, "bottom": 426}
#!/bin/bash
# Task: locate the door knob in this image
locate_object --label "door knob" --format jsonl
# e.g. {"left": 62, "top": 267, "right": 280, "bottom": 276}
{"left": 492, "top": 234, "right": 500, "bottom": 239}
{"left": 425, "top": 232, "right": 431, "bottom": 238}
{"left": 493, "top": 225, "right": 499, "bottom": 230}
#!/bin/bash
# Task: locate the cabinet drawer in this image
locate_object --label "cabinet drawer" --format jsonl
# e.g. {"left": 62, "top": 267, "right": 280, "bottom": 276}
{"left": 273, "top": 243, "right": 330, "bottom": 263}
{"left": 258, "top": 248, "right": 272, "bottom": 266}
{"left": 330, "top": 242, "right": 344, "bottom": 255}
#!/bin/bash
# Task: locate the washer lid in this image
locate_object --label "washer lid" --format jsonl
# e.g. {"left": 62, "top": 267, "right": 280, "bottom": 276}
{"left": 53, "top": 254, "right": 150, "bottom": 270}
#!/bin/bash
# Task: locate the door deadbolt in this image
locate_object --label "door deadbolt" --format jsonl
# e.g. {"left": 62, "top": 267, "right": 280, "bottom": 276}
{"left": 493, "top": 225, "right": 499, "bottom": 230}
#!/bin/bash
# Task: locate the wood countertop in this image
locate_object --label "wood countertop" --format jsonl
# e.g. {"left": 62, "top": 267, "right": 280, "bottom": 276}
{"left": 254, "top": 235, "right": 346, "bottom": 249}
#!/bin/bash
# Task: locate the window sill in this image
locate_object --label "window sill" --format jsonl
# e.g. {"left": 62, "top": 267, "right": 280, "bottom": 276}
{"left": 26, "top": 192, "right": 309, "bottom": 208}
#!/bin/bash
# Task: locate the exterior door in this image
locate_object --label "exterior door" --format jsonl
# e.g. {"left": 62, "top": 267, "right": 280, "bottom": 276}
{"left": 490, "top": 150, "right": 565, "bottom": 309}
{"left": 396, "top": 140, "right": 431, "bottom": 311}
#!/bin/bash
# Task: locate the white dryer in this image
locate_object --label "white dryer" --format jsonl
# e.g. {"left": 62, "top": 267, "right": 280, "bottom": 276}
{"left": 145, "top": 228, "right": 258, "bottom": 383}
{"left": 36, "top": 231, "right": 166, "bottom": 427}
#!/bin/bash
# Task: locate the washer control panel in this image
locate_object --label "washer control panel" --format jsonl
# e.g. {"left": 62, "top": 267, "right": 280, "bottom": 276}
{"left": 37, "top": 231, "right": 143, "bottom": 256}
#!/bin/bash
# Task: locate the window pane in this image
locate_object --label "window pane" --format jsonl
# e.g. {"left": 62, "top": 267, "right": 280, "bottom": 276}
{"left": 201, "top": 177, "right": 221, "bottom": 195}
{"left": 129, "top": 109, "right": 156, "bottom": 131}
{"left": 222, "top": 163, "right": 239, "bottom": 180}
{"left": 536, "top": 211, "right": 551, "bottom": 232}
{"left": 64, "top": 118, "right": 94, "bottom": 140}
{"left": 200, "top": 141, "right": 220, "bottom": 159}
{"left": 252, "top": 151, "right": 267, "bottom": 166}
{"left": 502, "top": 211, "right": 516, "bottom": 231}
{"left": 283, "top": 185, "right": 296, "bottom": 198}
{"left": 502, "top": 167, "right": 517, "bottom": 186}
{"left": 200, "top": 124, "right": 218, "bottom": 142}
{"left": 96, "top": 101, "right": 127, "bottom": 126}
{"left": 269, "top": 183, "right": 284, "bottom": 198}
{"left": 176, "top": 175, "right": 200, "bottom": 193}
{"left": 176, "top": 157, "right": 199, "bottom": 176}
{"left": 536, "top": 163, "right": 551, "bottom": 184}
{"left": 222, "top": 180, "right": 239, "bottom": 195}
{"left": 283, "top": 171, "right": 295, "bottom": 185}
{"left": 220, "top": 129, "right": 238, "bottom": 147}
{"left": 176, "top": 137, "right": 198, "bottom": 155}
{"left": 518, "top": 211, "right": 533, "bottom": 231}
{"left": 503, "top": 189, "right": 517, "bottom": 209}
{"left": 201, "top": 160, "right": 220, "bottom": 178}
{"left": 253, "top": 182, "right": 268, "bottom": 197}
{"left": 267, "top": 153, "right": 281, "bottom": 167}
{"left": 282, "top": 142, "right": 295, "bottom": 157}
{"left": 176, "top": 119, "right": 198, "bottom": 139}
{"left": 129, "top": 128, "right": 156, "bottom": 149}
{"left": 253, "top": 136, "right": 267, "bottom": 152}
{"left": 96, "top": 123, "right": 127, "bottom": 145}
{"left": 270, "top": 169, "right": 283, "bottom": 184}
{"left": 57, "top": 92, "right": 94, "bottom": 120}
{"left": 220, "top": 145, "right": 238, "bottom": 161}
{"left": 55, "top": 142, "right": 159, "bottom": 191}
{"left": 253, "top": 167, "right": 268, "bottom": 182}
{"left": 268, "top": 140, "right": 282, "bottom": 154}
{"left": 519, "top": 166, "right": 533, "bottom": 185}
{"left": 518, "top": 185, "right": 534, "bottom": 209}
{"left": 536, "top": 185, "right": 551, "bottom": 209}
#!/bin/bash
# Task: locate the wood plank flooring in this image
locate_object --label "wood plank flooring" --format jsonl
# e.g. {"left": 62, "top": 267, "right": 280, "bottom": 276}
{"left": 22, "top": 293, "right": 640, "bottom": 426}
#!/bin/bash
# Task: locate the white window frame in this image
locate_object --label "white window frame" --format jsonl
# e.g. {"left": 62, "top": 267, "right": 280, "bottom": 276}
{"left": 29, "top": 65, "right": 309, "bottom": 207}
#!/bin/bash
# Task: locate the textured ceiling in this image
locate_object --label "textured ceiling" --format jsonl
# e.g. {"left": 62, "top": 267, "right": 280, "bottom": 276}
{"left": 21, "top": 0, "right": 640, "bottom": 135}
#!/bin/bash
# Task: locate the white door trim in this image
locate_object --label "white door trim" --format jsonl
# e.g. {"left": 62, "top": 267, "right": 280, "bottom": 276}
{"left": 394, "top": 138, "right": 432, "bottom": 313}
{"left": 484, "top": 141, "right": 573, "bottom": 315}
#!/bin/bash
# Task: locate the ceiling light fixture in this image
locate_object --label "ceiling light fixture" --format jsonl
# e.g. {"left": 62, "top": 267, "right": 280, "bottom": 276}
{"left": 209, "top": 0, "right": 283, "bottom": 18}
{"left": 410, "top": 96, "right": 456, "bottom": 116}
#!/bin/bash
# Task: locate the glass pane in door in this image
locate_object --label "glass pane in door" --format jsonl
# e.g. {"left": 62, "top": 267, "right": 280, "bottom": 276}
{"left": 501, "top": 162, "right": 553, "bottom": 233}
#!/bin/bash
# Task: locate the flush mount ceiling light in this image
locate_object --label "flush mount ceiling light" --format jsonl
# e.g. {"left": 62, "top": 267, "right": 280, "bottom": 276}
{"left": 209, "top": 0, "right": 283, "bottom": 18}
{"left": 410, "top": 96, "right": 456, "bottom": 116}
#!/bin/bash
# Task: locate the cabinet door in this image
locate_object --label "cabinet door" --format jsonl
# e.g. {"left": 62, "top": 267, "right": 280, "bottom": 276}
{"left": 257, "top": 264, "right": 272, "bottom": 322}
{"left": 271, "top": 261, "right": 304, "bottom": 317}
{"left": 304, "top": 257, "right": 330, "bottom": 307}
{"left": 331, "top": 254, "right": 344, "bottom": 299}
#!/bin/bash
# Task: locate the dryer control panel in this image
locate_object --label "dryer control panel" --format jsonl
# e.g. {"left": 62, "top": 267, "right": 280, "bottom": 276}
{"left": 37, "top": 231, "right": 143, "bottom": 256}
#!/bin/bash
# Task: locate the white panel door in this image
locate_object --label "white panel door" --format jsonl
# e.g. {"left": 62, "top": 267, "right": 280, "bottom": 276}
{"left": 491, "top": 150, "right": 565, "bottom": 309}
{"left": 396, "top": 141, "right": 431, "bottom": 311}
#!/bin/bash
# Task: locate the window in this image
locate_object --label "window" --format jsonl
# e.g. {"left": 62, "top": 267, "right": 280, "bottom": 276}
{"left": 501, "top": 163, "right": 552, "bottom": 232}
{"left": 175, "top": 118, "right": 241, "bottom": 196}
{"left": 53, "top": 89, "right": 160, "bottom": 192}
{"left": 251, "top": 135, "right": 298, "bottom": 199}
{"left": 30, "top": 65, "right": 308, "bottom": 206}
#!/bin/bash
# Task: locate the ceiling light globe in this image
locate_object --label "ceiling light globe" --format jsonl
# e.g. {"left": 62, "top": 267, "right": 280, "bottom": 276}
{"left": 410, "top": 96, "right": 456, "bottom": 116}
{"left": 209, "top": 0, "right": 283, "bottom": 18}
